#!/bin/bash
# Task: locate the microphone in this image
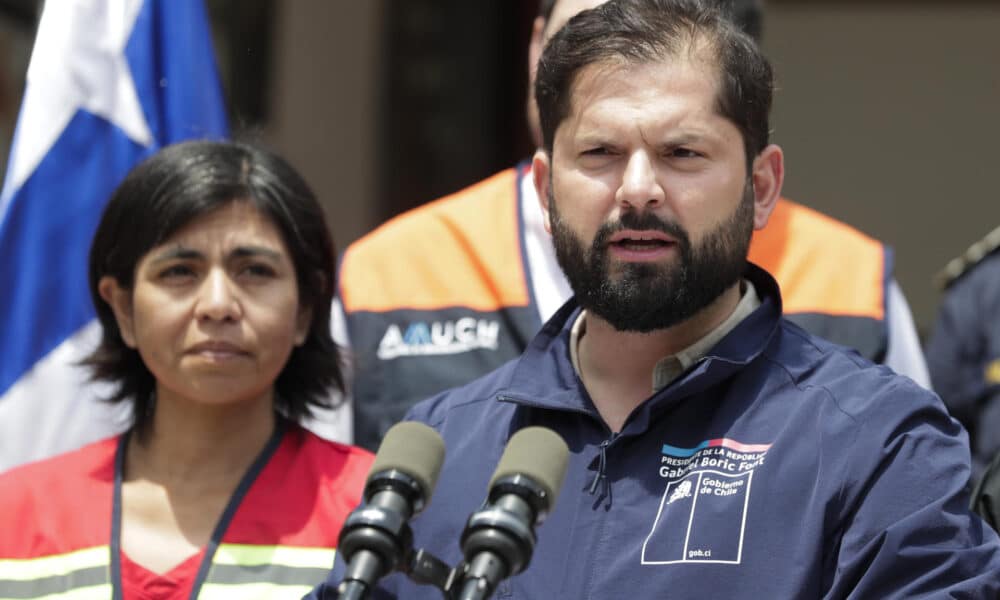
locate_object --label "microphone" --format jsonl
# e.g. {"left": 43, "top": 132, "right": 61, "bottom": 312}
{"left": 456, "top": 427, "right": 569, "bottom": 600}
{"left": 336, "top": 421, "right": 446, "bottom": 600}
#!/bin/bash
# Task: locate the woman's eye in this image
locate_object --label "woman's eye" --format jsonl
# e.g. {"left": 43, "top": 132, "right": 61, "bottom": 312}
{"left": 158, "top": 264, "right": 194, "bottom": 279}
{"left": 242, "top": 263, "right": 277, "bottom": 278}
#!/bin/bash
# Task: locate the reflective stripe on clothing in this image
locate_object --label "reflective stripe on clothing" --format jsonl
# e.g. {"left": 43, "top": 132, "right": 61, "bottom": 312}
{"left": 0, "top": 545, "right": 336, "bottom": 600}
{"left": 198, "top": 544, "right": 337, "bottom": 600}
{"left": 341, "top": 166, "right": 541, "bottom": 451}
{"left": 197, "top": 582, "right": 314, "bottom": 600}
{"left": 748, "top": 197, "right": 886, "bottom": 320}
{"left": 210, "top": 544, "right": 335, "bottom": 570}
{"left": 0, "top": 547, "right": 111, "bottom": 600}
{"left": 340, "top": 168, "right": 531, "bottom": 313}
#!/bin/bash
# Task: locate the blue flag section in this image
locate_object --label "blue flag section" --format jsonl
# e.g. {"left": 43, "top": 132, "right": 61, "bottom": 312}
{"left": 0, "top": 0, "right": 228, "bottom": 472}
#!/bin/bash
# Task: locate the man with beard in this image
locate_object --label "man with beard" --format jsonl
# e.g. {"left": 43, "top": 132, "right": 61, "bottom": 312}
{"left": 334, "top": 0, "right": 929, "bottom": 453}
{"left": 308, "top": 1, "right": 999, "bottom": 597}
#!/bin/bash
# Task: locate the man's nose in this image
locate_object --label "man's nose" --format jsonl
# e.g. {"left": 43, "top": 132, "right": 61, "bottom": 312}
{"left": 617, "top": 151, "right": 664, "bottom": 210}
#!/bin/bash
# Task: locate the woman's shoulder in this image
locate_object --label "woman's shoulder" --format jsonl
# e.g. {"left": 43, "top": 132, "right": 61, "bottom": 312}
{"left": 0, "top": 437, "right": 119, "bottom": 556}
{"left": 287, "top": 425, "right": 375, "bottom": 471}
{"left": 0, "top": 437, "right": 119, "bottom": 490}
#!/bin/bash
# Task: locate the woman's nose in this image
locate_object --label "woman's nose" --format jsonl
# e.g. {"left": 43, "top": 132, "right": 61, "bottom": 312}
{"left": 194, "top": 269, "right": 242, "bottom": 322}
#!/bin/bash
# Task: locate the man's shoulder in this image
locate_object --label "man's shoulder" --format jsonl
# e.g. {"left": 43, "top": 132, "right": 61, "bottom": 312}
{"left": 751, "top": 198, "right": 890, "bottom": 324}
{"left": 773, "top": 198, "right": 883, "bottom": 246}
{"left": 405, "top": 357, "right": 521, "bottom": 428}
{"left": 768, "top": 318, "right": 937, "bottom": 416}
{"left": 338, "top": 167, "right": 530, "bottom": 314}
{"left": 343, "top": 167, "right": 522, "bottom": 262}
{"left": 752, "top": 197, "right": 886, "bottom": 267}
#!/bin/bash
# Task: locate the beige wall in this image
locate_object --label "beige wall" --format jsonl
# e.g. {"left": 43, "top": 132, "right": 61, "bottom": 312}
{"left": 267, "top": 2, "right": 1000, "bottom": 333}
{"left": 265, "top": 0, "right": 383, "bottom": 254}
{"left": 764, "top": 4, "right": 1000, "bottom": 333}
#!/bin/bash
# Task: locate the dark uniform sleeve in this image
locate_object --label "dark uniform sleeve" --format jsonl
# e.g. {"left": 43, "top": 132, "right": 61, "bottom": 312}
{"left": 925, "top": 251, "right": 1000, "bottom": 479}
{"left": 972, "top": 451, "right": 1000, "bottom": 531}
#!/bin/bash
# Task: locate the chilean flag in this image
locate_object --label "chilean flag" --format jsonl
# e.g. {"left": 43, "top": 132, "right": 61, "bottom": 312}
{"left": 0, "top": 0, "right": 228, "bottom": 472}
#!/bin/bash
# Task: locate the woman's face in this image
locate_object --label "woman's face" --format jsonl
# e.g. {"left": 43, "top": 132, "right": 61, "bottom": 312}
{"left": 100, "top": 201, "right": 310, "bottom": 409}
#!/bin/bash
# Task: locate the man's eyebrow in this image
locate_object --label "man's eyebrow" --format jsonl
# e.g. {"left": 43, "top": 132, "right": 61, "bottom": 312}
{"left": 662, "top": 133, "right": 702, "bottom": 145}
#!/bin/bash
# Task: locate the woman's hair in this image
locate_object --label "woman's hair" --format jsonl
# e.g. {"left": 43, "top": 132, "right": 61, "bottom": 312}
{"left": 84, "top": 140, "right": 342, "bottom": 435}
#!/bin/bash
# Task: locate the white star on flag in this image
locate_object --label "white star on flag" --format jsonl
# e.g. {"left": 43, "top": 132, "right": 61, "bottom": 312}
{"left": 1, "top": 0, "right": 151, "bottom": 209}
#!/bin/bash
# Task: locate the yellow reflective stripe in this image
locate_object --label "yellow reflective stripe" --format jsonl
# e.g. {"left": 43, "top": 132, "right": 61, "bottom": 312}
{"left": 2, "top": 583, "right": 114, "bottom": 600}
{"left": 0, "top": 547, "right": 108, "bottom": 581}
{"left": 212, "top": 544, "right": 335, "bottom": 569}
{"left": 197, "top": 582, "right": 312, "bottom": 600}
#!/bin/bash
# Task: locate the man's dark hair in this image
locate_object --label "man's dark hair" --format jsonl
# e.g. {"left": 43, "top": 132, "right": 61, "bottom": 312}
{"left": 539, "top": 0, "right": 762, "bottom": 41}
{"left": 84, "top": 140, "right": 342, "bottom": 437}
{"left": 535, "top": 0, "right": 773, "bottom": 162}
{"left": 717, "top": 0, "right": 763, "bottom": 42}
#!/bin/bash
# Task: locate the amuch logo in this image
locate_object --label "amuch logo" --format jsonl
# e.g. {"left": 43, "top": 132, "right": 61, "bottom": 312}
{"left": 377, "top": 318, "right": 500, "bottom": 360}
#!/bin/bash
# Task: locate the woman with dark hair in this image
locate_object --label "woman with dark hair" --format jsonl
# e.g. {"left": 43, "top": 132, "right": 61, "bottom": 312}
{"left": 0, "top": 140, "right": 373, "bottom": 599}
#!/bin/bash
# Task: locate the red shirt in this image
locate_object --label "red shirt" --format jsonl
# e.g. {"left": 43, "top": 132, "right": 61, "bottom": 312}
{"left": 120, "top": 550, "right": 205, "bottom": 600}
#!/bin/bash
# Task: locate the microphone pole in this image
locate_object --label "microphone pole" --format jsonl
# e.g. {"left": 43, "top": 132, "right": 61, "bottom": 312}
{"left": 336, "top": 421, "right": 446, "bottom": 600}
{"left": 455, "top": 427, "right": 569, "bottom": 600}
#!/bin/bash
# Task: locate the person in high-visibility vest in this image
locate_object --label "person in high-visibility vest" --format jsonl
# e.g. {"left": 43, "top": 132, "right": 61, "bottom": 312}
{"left": 0, "top": 141, "right": 373, "bottom": 599}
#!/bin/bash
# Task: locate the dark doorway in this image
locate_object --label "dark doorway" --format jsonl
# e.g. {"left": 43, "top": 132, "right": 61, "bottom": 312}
{"left": 376, "top": 1, "right": 539, "bottom": 222}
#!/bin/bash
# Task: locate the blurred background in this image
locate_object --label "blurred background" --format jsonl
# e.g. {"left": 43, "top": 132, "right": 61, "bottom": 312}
{"left": 0, "top": 0, "right": 998, "bottom": 336}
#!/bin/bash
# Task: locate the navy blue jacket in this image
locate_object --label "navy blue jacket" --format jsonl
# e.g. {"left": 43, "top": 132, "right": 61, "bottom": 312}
{"left": 311, "top": 264, "right": 1000, "bottom": 598}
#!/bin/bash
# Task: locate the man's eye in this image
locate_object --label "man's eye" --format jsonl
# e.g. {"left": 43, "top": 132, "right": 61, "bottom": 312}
{"left": 582, "top": 147, "right": 611, "bottom": 157}
{"left": 670, "top": 148, "right": 701, "bottom": 158}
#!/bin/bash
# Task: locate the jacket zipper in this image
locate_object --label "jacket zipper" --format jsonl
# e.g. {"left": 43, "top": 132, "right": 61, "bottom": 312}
{"left": 588, "top": 436, "right": 612, "bottom": 495}
{"left": 587, "top": 432, "right": 619, "bottom": 509}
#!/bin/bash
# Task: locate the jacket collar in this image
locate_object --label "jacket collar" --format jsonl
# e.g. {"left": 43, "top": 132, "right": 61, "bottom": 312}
{"left": 497, "top": 262, "right": 783, "bottom": 420}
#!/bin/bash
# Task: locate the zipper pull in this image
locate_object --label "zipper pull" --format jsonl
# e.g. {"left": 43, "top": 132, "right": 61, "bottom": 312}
{"left": 588, "top": 437, "right": 612, "bottom": 496}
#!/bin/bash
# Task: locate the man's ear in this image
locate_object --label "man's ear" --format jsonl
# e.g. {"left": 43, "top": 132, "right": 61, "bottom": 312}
{"left": 749, "top": 144, "right": 784, "bottom": 231}
{"left": 98, "top": 276, "right": 136, "bottom": 348}
{"left": 532, "top": 149, "right": 553, "bottom": 234}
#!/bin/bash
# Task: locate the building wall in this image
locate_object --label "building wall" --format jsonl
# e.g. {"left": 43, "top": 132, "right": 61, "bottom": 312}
{"left": 764, "top": 3, "right": 1000, "bottom": 333}
{"left": 265, "top": 0, "right": 383, "bottom": 254}
{"left": 266, "top": 2, "right": 1000, "bottom": 332}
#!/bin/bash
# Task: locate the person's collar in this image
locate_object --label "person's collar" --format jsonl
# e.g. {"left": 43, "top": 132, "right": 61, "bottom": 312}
{"left": 653, "top": 280, "right": 760, "bottom": 391}
{"left": 569, "top": 280, "right": 761, "bottom": 392}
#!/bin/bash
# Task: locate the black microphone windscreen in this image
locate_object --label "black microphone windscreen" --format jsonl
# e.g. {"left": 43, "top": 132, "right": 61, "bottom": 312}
{"left": 488, "top": 427, "right": 569, "bottom": 507}
{"left": 369, "top": 421, "right": 446, "bottom": 503}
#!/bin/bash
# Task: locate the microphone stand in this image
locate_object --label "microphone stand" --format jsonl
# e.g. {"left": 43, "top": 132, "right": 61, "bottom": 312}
{"left": 398, "top": 548, "right": 493, "bottom": 600}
